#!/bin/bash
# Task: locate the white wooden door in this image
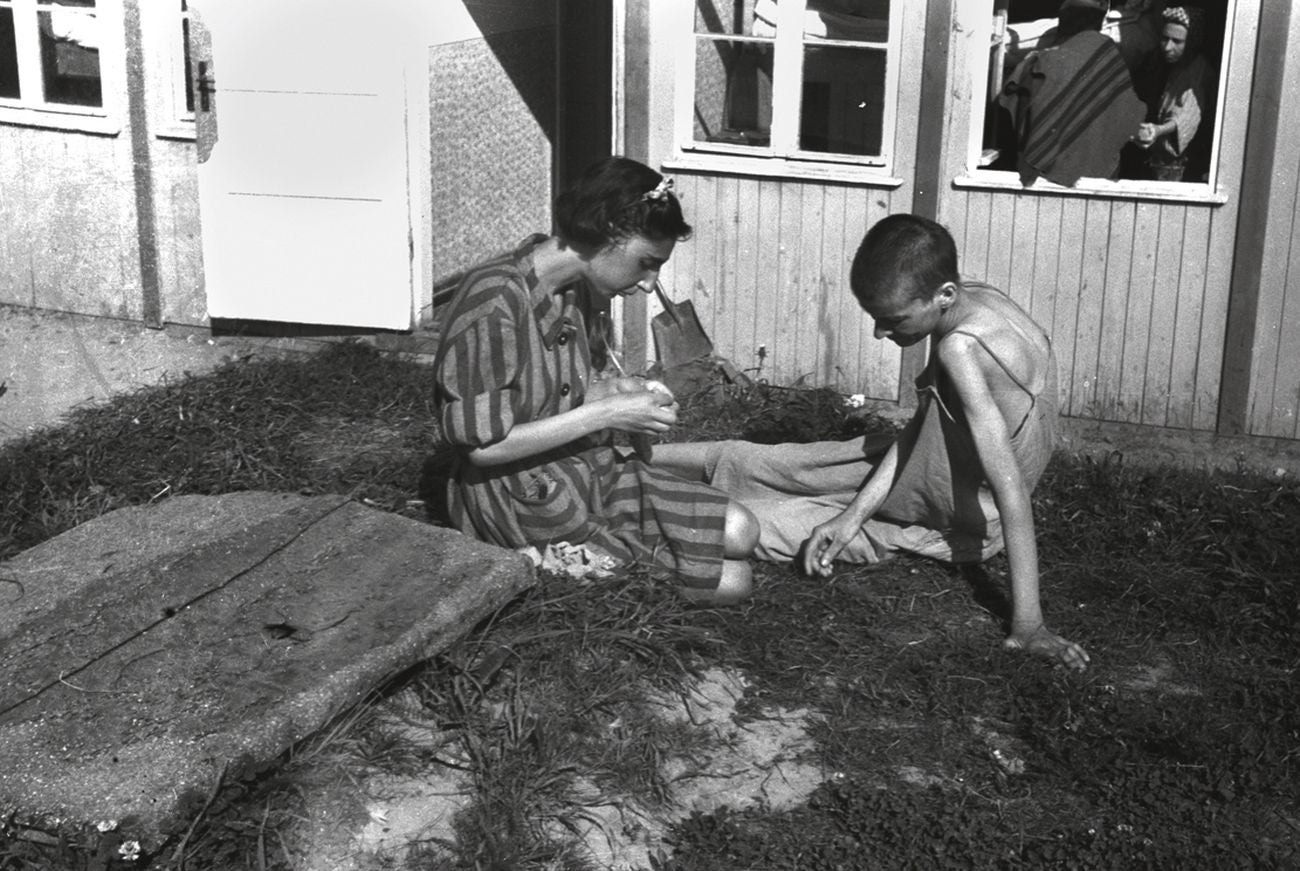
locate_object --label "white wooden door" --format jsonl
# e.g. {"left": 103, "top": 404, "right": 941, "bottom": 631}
{"left": 192, "top": 0, "right": 413, "bottom": 328}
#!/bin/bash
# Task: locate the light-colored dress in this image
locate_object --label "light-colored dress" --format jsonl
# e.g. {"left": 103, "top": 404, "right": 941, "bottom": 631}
{"left": 1147, "top": 54, "right": 1209, "bottom": 181}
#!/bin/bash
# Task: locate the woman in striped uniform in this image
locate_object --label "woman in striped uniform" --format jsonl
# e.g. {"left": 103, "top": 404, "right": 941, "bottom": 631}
{"left": 432, "top": 157, "right": 758, "bottom": 604}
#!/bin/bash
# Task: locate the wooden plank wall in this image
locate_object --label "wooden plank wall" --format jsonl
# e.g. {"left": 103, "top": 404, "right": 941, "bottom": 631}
{"left": 942, "top": 193, "right": 1233, "bottom": 431}
{"left": 648, "top": 0, "right": 929, "bottom": 401}
{"left": 1244, "top": 6, "right": 1300, "bottom": 440}
{"left": 663, "top": 176, "right": 905, "bottom": 399}
{"left": 931, "top": 1, "right": 1261, "bottom": 435}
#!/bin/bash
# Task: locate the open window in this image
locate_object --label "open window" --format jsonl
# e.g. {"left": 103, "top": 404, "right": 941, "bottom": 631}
{"left": 0, "top": 0, "right": 120, "bottom": 133}
{"left": 674, "top": 0, "right": 902, "bottom": 179}
{"left": 968, "top": 0, "right": 1233, "bottom": 198}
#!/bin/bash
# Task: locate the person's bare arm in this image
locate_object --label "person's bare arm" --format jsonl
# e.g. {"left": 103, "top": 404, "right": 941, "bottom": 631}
{"left": 468, "top": 389, "right": 676, "bottom": 467}
{"left": 802, "top": 439, "right": 900, "bottom": 577}
{"left": 940, "top": 336, "right": 1089, "bottom": 671}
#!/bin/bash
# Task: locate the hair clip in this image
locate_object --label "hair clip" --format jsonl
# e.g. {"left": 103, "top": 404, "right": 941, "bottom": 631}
{"left": 642, "top": 177, "right": 674, "bottom": 202}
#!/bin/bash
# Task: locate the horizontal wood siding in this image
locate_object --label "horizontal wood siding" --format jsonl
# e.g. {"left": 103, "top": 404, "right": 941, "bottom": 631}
{"left": 663, "top": 176, "right": 905, "bottom": 399}
{"left": 942, "top": 191, "right": 1233, "bottom": 430}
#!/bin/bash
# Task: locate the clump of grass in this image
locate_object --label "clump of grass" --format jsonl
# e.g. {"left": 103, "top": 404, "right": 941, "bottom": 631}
{"left": 0, "top": 342, "right": 439, "bottom": 560}
{"left": 669, "top": 373, "right": 895, "bottom": 446}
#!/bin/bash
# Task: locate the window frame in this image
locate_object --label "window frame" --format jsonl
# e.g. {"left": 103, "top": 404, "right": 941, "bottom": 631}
{"left": 665, "top": 0, "right": 906, "bottom": 186}
{"left": 0, "top": 0, "right": 123, "bottom": 134}
{"left": 148, "top": 0, "right": 194, "bottom": 140}
{"left": 955, "top": 0, "right": 1240, "bottom": 205}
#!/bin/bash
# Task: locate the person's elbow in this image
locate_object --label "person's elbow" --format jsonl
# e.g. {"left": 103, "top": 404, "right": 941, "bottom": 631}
{"left": 465, "top": 441, "right": 510, "bottom": 468}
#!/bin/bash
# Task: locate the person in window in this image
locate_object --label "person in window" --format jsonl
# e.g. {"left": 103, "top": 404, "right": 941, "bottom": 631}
{"left": 657, "top": 215, "right": 1089, "bottom": 671}
{"left": 1133, "top": 6, "right": 1209, "bottom": 181}
{"left": 999, "top": 0, "right": 1147, "bottom": 186}
{"left": 430, "top": 157, "right": 759, "bottom": 605}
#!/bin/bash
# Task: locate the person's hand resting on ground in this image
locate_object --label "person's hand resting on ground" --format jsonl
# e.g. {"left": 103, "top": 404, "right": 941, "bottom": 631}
{"left": 1004, "top": 622, "right": 1090, "bottom": 672}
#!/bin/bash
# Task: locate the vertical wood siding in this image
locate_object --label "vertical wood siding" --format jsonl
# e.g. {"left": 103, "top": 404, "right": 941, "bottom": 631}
{"left": 1245, "top": 7, "right": 1300, "bottom": 439}
{"left": 943, "top": 191, "right": 1233, "bottom": 430}
{"left": 643, "top": 0, "right": 1291, "bottom": 440}
{"left": 929, "top": 1, "right": 1262, "bottom": 434}
{"left": 663, "top": 177, "right": 906, "bottom": 400}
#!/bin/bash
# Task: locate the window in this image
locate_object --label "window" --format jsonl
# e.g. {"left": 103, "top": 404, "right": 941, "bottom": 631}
{"left": 0, "top": 0, "right": 120, "bottom": 132}
{"left": 968, "top": 0, "right": 1232, "bottom": 197}
{"left": 676, "top": 0, "right": 900, "bottom": 176}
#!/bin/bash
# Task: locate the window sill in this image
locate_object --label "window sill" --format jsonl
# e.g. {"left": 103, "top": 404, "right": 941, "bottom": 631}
{"left": 154, "top": 121, "right": 197, "bottom": 142}
{"left": 954, "top": 169, "right": 1229, "bottom": 206}
{"left": 0, "top": 106, "right": 121, "bottom": 136}
{"left": 662, "top": 151, "right": 904, "bottom": 188}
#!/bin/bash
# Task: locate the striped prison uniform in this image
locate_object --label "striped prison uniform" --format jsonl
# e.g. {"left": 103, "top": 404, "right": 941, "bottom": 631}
{"left": 432, "top": 235, "right": 730, "bottom": 589}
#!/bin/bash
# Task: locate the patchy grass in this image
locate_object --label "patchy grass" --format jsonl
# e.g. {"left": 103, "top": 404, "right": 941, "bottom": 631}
{"left": 2, "top": 344, "right": 1299, "bottom": 870}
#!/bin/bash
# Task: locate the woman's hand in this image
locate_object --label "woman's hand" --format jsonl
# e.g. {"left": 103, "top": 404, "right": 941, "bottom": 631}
{"left": 590, "top": 385, "right": 679, "bottom": 434}
{"left": 587, "top": 376, "right": 665, "bottom": 403}
{"left": 802, "top": 510, "right": 872, "bottom": 577}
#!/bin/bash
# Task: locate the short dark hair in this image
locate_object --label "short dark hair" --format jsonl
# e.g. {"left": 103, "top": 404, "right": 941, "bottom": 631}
{"left": 553, "top": 156, "right": 692, "bottom": 250}
{"left": 850, "top": 214, "right": 960, "bottom": 307}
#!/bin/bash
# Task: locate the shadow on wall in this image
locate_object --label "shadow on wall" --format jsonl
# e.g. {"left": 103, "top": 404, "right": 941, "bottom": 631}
{"left": 463, "top": 0, "right": 558, "bottom": 144}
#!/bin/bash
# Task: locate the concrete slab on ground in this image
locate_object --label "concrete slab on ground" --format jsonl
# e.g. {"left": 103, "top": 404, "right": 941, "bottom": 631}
{"left": 0, "top": 491, "right": 534, "bottom": 852}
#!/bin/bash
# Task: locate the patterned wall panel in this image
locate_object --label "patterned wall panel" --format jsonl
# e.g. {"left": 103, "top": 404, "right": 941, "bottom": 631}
{"left": 429, "top": 28, "right": 556, "bottom": 293}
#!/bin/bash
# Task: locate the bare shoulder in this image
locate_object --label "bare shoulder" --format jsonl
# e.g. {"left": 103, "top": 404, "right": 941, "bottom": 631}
{"left": 939, "top": 284, "right": 1052, "bottom": 390}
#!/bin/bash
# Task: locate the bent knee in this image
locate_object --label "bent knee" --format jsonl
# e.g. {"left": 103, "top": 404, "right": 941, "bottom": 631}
{"left": 724, "top": 501, "right": 760, "bottom": 558}
{"left": 713, "top": 559, "right": 753, "bottom": 605}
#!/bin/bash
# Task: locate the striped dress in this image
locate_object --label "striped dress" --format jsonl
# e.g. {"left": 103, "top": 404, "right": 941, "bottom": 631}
{"left": 432, "top": 235, "right": 731, "bottom": 589}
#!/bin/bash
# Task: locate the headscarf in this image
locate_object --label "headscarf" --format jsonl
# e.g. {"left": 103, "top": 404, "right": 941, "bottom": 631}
{"left": 1162, "top": 6, "right": 1204, "bottom": 53}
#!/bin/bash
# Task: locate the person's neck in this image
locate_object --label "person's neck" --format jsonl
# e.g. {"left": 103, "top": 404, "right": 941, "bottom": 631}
{"left": 530, "top": 237, "right": 586, "bottom": 300}
{"left": 934, "top": 284, "right": 969, "bottom": 339}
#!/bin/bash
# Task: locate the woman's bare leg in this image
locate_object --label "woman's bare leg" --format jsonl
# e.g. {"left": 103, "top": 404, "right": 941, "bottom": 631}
{"left": 724, "top": 499, "right": 760, "bottom": 558}
{"left": 680, "top": 558, "right": 752, "bottom": 606}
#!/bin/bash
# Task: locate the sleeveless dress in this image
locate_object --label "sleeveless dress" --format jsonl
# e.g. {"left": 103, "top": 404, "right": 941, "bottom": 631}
{"left": 432, "top": 236, "right": 731, "bottom": 589}
{"left": 702, "top": 286, "right": 1058, "bottom": 564}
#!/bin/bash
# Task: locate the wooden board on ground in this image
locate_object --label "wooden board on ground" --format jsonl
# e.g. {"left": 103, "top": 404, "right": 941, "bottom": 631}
{"left": 0, "top": 492, "right": 534, "bottom": 851}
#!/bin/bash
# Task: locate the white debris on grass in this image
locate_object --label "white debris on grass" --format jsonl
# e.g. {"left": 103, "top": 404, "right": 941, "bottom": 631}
{"left": 518, "top": 541, "right": 620, "bottom": 580}
{"left": 971, "top": 716, "right": 1029, "bottom": 776}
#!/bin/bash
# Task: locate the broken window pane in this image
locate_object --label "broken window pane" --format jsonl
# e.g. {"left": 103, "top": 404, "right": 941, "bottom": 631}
{"left": 38, "top": 1, "right": 101, "bottom": 107}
